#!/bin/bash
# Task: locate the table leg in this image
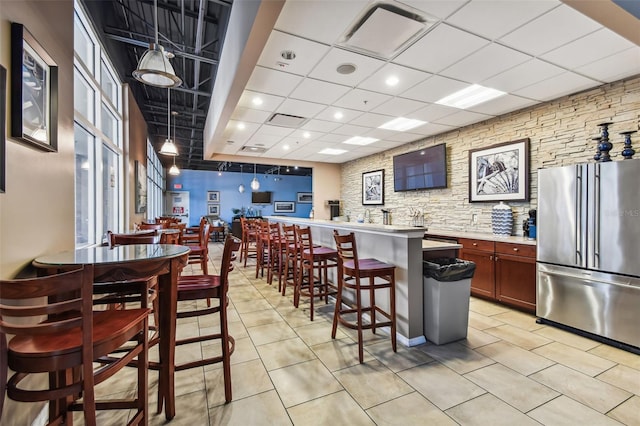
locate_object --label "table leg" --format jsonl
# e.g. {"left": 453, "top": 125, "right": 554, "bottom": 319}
{"left": 157, "top": 258, "right": 179, "bottom": 420}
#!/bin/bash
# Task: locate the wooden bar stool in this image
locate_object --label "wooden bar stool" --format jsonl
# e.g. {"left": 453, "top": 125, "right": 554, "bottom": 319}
{"left": 281, "top": 224, "right": 300, "bottom": 297}
{"left": 169, "top": 236, "right": 241, "bottom": 403}
{"left": 239, "top": 217, "right": 259, "bottom": 266}
{"left": 0, "top": 266, "right": 150, "bottom": 425}
{"left": 295, "top": 226, "right": 338, "bottom": 321}
{"left": 332, "top": 231, "right": 397, "bottom": 363}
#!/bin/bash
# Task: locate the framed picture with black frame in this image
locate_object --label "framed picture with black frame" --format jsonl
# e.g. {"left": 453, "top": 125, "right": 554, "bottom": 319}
{"left": 10, "top": 23, "right": 58, "bottom": 152}
{"left": 274, "top": 201, "right": 295, "bottom": 213}
{"left": 362, "top": 169, "right": 384, "bottom": 205}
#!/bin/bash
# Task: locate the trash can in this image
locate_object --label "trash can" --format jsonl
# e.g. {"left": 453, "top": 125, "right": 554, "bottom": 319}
{"left": 423, "top": 258, "right": 476, "bottom": 345}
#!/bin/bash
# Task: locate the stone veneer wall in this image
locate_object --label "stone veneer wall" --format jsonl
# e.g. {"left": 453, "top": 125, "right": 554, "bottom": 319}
{"left": 340, "top": 76, "right": 640, "bottom": 234}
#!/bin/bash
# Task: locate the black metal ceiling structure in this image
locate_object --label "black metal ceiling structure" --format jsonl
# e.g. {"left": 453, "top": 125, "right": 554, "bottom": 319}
{"left": 80, "top": 0, "right": 313, "bottom": 177}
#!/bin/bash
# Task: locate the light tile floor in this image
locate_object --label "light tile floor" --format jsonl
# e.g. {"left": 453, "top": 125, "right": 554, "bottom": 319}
{"left": 87, "top": 243, "right": 639, "bottom": 426}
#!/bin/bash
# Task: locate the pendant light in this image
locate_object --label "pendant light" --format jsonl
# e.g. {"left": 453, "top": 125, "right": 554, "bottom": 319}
{"left": 159, "top": 88, "right": 178, "bottom": 156}
{"left": 250, "top": 163, "right": 260, "bottom": 191}
{"left": 238, "top": 165, "right": 245, "bottom": 193}
{"left": 168, "top": 112, "right": 180, "bottom": 175}
{"left": 132, "top": 0, "right": 182, "bottom": 88}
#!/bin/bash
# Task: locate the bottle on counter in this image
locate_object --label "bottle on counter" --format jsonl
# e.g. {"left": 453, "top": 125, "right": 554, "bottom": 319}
{"left": 309, "top": 208, "right": 314, "bottom": 219}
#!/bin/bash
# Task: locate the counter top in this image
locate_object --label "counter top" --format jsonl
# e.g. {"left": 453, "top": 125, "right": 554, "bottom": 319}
{"left": 425, "top": 228, "right": 537, "bottom": 246}
{"left": 422, "top": 239, "right": 462, "bottom": 251}
{"left": 266, "top": 216, "right": 427, "bottom": 237}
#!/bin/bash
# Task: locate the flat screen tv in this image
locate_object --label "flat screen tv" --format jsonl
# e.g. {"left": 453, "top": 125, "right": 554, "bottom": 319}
{"left": 393, "top": 143, "right": 447, "bottom": 192}
{"left": 251, "top": 191, "right": 272, "bottom": 204}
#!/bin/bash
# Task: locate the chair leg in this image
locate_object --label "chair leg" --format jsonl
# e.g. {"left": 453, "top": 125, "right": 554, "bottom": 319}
{"left": 220, "top": 296, "right": 233, "bottom": 403}
{"left": 390, "top": 270, "right": 397, "bottom": 353}
{"left": 355, "top": 277, "right": 364, "bottom": 364}
{"left": 370, "top": 275, "right": 376, "bottom": 334}
{"left": 331, "top": 273, "right": 343, "bottom": 339}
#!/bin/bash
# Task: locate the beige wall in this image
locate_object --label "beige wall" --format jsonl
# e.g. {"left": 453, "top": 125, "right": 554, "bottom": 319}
{"left": 125, "top": 86, "right": 148, "bottom": 227}
{"left": 340, "top": 76, "right": 640, "bottom": 233}
{"left": 0, "top": 2, "right": 74, "bottom": 424}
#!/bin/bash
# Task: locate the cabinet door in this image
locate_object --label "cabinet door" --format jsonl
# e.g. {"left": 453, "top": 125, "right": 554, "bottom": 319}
{"left": 495, "top": 253, "right": 536, "bottom": 312}
{"left": 459, "top": 248, "right": 495, "bottom": 298}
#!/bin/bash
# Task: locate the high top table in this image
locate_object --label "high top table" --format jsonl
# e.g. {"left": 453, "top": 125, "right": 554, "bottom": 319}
{"left": 33, "top": 244, "right": 190, "bottom": 420}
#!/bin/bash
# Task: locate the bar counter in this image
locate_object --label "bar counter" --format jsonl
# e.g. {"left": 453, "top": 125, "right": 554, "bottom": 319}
{"left": 266, "top": 217, "right": 458, "bottom": 346}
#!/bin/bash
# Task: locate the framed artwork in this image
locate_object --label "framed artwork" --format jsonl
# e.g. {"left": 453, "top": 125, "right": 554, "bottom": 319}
{"left": 362, "top": 169, "right": 384, "bottom": 205}
{"left": 297, "top": 192, "right": 312, "bottom": 203}
{"left": 0, "top": 65, "right": 6, "bottom": 193}
{"left": 10, "top": 23, "right": 58, "bottom": 152}
{"left": 207, "top": 204, "right": 220, "bottom": 216}
{"left": 135, "top": 160, "right": 147, "bottom": 213}
{"left": 207, "top": 190, "right": 220, "bottom": 202}
{"left": 274, "top": 201, "right": 295, "bottom": 213}
{"left": 469, "top": 138, "right": 530, "bottom": 202}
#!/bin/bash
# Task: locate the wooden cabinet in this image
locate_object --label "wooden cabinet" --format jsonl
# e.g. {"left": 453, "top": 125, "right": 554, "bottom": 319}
{"left": 458, "top": 238, "right": 495, "bottom": 299}
{"left": 495, "top": 242, "right": 536, "bottom": 312}
{"left": 458, "top": 238, "right": 536, "bottom": 312}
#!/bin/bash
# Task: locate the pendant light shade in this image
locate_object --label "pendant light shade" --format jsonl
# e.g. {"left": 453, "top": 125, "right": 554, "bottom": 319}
{"left": 160, "top": 88, "right": 179, "bottom": 156}
{"left": 169, "top": 158, "right": 180, "bottom": 175}
{"left": 250, "top": 164, "right": 260, "bottom": 191}
{"left": 238, "top": 165, "right": 245, "bottom": 193}
{"left": 132, "top": 0, "right": 182, "bottom": 88}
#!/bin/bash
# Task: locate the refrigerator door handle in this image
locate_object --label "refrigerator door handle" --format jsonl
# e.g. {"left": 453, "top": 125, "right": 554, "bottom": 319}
{"left": 576, "top": 165, "right": 583, "bottom": 265}
{"left": 594, "top": 164, "right": 600, "bottom": 268}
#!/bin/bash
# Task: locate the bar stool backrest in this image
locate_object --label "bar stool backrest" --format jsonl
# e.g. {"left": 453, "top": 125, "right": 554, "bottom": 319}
{"left": 333, "top": 231, "right": 358, "bottom": 270}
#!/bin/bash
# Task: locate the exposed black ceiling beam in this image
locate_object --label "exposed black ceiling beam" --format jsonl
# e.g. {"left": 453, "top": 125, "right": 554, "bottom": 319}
{"left": 136, "top": 0, "right": 222, "bottom": 24}
{"left": 104, "top": 33, "right": 219, "bottom": 65}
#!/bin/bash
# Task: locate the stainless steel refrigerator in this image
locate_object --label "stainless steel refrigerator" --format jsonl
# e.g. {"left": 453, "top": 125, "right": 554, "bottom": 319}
{"left": 537, "top": 160, "right": 640, "bottom": 349}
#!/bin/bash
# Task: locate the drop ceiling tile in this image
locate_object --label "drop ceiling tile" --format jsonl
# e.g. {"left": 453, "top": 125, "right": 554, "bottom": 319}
{"left": 383, "top": 131, "right": 423, "bottom": 143}
{"left": 247, "top": 132, "right": 286, "bottom": 148}
{"left": 446, "top": 0, "right": 560, "bottom": 40}
{"left": 257, "top": 31, "right": 331, "bottom": 76}
{"left": 253, "top": 124, "right": 295, "bottom": 137}
{"left": 398, "top": 0, "right": 468, "bottom": 20}
{"left": 512, "top": 71, "right": 599, "bottom": 102}
{"left": 499, "top": 4, "right": 602, "bottom": 56}
{"left": 541, "top": 28, "right": 636, "bottom": 70}
{"left": 441, "top": 43, "right": 532, "bottom": 83}
{"left": 358, "top": 63, "right": 432, "bottom": 95}
{"left": 334, "top": 89, "right": 392, "bottom": 111}
{"left": 482, "top": 59, "right": 565, "bottom": 93}
{"left": 308, "top": 48, "right": 386, "bottom": 87}
{"left": 333, "top": 124, "right": 372, "bottom": 137}
{"left": 406, "top": 103, "right": 459, "bottom": 122}
{"left": 275, "top": 98, "right": 326, "bottom": 118}
{"left": 410, "top": 122, "right": 456, "bottom": 137}
{"left": 467, "top": 94, "right": 539, "bottom": 116}
{"left": 264, "top": 141, "right": 302, "bottom": 158}
{"left": 576, "top": 47, "right": 640, "bottom": 83}
{"left": 393, "top": 23, "right": 490, "bottom": 73}
{"left": 287, "top": 129, "right": 324, "bottom": 141}
{"left": 401, "top": 75, "right": 468, "bottom": 103}
{"left": 371, "top": 97, "right": 424, "bottom": 116}
{"left": 315, "top": 106, "right": 364, "bottom": 123}
{"left": 316, "top": 133, "right": 349, "bottom": 143}
{"left": 237, "top": 90, "right": 285, "bottom": 111}
{"left": 348, "top": 112, "right": 395, "bottom": 127}
{"left": 245, "top": 66, "right": 304, "bottom": 97}
{"left": 275, "top": 0, "right": 370, "bottom": 45}
{"left": 289, "top": 78, "right": 351, "bottom": 105}
{"left": 225, "top": 120, "right": 261, "bottom": 141}
{"left": 301, "top": 119, "right": 342, "bottom": 133}
{"left": 433, "top": 110, "right": 493, "bottom": 127}
{"left": 231, "top": 107, "right": 272, "bottom": 124}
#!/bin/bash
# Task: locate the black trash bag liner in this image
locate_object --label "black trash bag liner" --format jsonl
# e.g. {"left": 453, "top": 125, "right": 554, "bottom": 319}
{"left": 423, "top": 258, "right": 476, "bottom": 282}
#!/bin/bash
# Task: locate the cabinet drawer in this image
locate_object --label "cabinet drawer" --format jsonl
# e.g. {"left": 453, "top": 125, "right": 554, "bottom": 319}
{"left": 495, "top": 242, "right": 536, "bottom": 258}
{"left": 459, "top": 238, "right": 494, "bottom": 252}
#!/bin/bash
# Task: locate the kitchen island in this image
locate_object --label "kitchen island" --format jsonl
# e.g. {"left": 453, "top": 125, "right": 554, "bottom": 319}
{"left": 266, "top": 217, "right": 459, "bottom": 346}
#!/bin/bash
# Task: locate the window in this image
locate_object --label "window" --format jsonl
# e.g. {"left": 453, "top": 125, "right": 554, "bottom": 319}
{"left": 147, "top": 140, "right": 164, "bottom": 220}
{"left": 73, "top": 0, "right": 125, "bottom": 246}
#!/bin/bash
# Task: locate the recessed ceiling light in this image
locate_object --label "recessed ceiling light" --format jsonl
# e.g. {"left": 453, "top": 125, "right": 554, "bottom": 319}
{"left": 343, "top": 136, "right": 379, "bottom": 145}
{"left": 334, "top": 111, "right": 344, "bottom": 120}
{"left": 252, "top": 97, "right": 263, "bottom": 106}
{"left": 237, "top": 122, "right": 246, "bottom": 130}
{"left": 303, "top": 131, "right": 311, "bottom": 138}
{"left": 435, "top": 84, "right": 505, "bottom": 109}
{"left": 319, "top": 148, "right": 348, "bottom": 155}
{"left": 379, "top": 117, "right": 427, "bottom": 131}
{"left": 385, "top": 75, "right": 399, "bottom": 86}
{"left": 283, "top": 144, "right": 290, "bottom": 150}
{"left": 281, "top": 50, "right": 296, "bottom": 60}
{"left": 336, "top": 63, "right": 357, "bottom": 74}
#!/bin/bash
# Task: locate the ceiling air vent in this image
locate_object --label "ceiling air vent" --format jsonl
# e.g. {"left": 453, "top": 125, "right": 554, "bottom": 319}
{"left": 339, "top": 1, "right": 436, "bottom": 59}
{"left": 267, "top": 113, "right": 308, "bottom": 128}
{"left": 240, "top": 146, "right": 267, "bottom": 154}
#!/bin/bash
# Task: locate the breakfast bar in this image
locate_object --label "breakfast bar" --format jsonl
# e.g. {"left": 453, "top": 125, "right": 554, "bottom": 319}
{"left": 267, "top": 217, "right": 461, "bottom": 346}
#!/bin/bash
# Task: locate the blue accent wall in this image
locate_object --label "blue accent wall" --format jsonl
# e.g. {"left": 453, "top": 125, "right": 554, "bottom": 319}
{"left": 167, "top": 170, "right": 312, "bottom": 226}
